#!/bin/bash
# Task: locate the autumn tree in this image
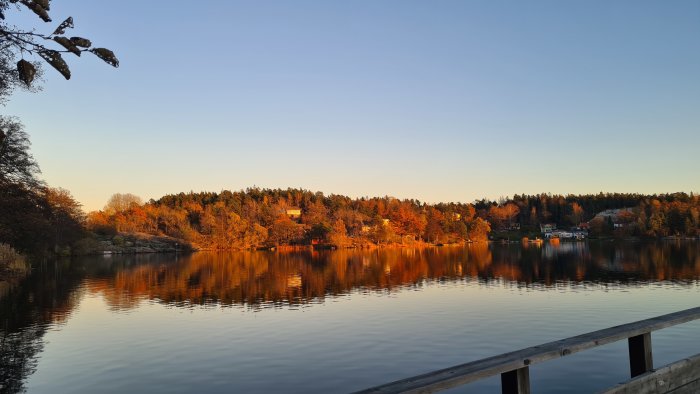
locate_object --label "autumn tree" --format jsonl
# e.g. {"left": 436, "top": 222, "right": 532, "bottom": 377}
{"left": 328, "top": 219, "right": 350, "bottom": 247}
{"left": 468, "top": 218, "right": 491, "bottom": 242}
{"left": 104, "top": 193, "right": 142, "bottom": 214}
{"left": 86, "top": 210, "right": 114, "bottom": 235}
{"left": 389, "top": 203, "right": 426, "bottom": 239}
{"left": 333, "top": 207, "right": 369, "bottom": 236}
{"left": 269, "top": 215, "right": 303, "bottom": 246}
{"left": 200, "top": 203, "right": 247, "bottom": 249}
{"left": 423, "top": 208, "right": 445, "bottom": 243}
{"left": 567, "top": 202, "right": 584, "bottom": 225}
{"left": 302, "top": 199, "right": 328, "bottom": 226}
{"left": 42, "top": 187, "right": 84, "bottom": 252}
{"left": 453, "top": 221, "right": 468, "bottom": 241}
{"left": 308, "top": 222, "right": 332, "bottom": 243}
{"left": 487, "top": 203, "right": 519, "bottom": 230}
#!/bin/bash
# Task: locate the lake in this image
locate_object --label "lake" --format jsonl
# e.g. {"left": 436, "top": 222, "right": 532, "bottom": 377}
{"left": 1, "top": 241, "right": 699, "bottom": 393}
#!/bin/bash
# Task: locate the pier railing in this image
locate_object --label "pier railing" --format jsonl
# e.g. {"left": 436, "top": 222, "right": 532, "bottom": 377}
{"left": 354, "top": 306, "right": 700, "bottom": 394}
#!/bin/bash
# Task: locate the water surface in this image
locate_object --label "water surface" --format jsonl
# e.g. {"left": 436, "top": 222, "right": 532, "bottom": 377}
{"left": 1, "top": 241, "right": 699, "bottom": 393}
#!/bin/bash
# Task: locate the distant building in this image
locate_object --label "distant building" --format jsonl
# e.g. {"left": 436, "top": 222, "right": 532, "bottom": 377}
{"left": 286, "top": 208, "right": 302, "bottom": 219}
{"left": 509, "top": 223, "right": 520, "bottom": 231}
{"left": 545, "top": 228, "right": 587, "bottom": 240}
{"left": 546, "top": 230, "right": 569, "bottom": 239}
{"left": 382, "top": 218, "right": 390, "bottom": 226}
{"left": 540, "top": 223, "right": 557, "bottom": 234}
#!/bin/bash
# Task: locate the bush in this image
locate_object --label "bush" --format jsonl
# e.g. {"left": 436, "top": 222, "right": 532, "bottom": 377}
{"left": 0, "top": 243, "right": 30, "bottom": 274}
{"left": 72, "top": 237, "right": 102, "bottom": 255}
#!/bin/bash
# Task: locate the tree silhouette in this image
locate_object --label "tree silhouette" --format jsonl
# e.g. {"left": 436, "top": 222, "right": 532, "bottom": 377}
{"left": 0, "top": 116, "right": 41, "bottom": 187}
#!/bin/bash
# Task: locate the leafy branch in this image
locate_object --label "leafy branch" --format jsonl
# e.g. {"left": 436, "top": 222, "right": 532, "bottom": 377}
{"left": 0, "top": 0, "right": 118, "bottom": 86}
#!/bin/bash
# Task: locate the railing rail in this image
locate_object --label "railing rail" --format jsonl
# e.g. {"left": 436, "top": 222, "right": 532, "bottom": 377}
{"left": 354, "top": 306, "right": 700, "bottom": 394}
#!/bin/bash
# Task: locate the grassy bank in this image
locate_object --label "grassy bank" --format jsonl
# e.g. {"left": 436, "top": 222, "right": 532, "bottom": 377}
{"left": 0, "top": 243, "right": 31, "bottom": 278}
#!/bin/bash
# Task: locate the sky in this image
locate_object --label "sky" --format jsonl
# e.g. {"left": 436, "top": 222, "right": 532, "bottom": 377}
{"left": 3, "top": 0, "right": 699, "bottom": 211}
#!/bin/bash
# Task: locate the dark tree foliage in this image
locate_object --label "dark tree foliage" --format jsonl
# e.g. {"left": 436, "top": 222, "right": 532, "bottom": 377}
{"left": 0, "top": 0, "right": 118, "bottom": 98}
{"left": 0, "top": 116, "right": 42, "bottom": 189}
{"left": 0, "top": 117, "right": 85, "bottom": 256}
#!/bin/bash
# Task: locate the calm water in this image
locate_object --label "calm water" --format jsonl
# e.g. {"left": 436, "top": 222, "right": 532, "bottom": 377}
{"left": 1, "top": 241, "right": 700, "bottom": 393}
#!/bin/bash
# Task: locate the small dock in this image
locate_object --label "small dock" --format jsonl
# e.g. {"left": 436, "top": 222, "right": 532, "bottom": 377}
{"left": 354, "top": 306, "right": 700, "bottom": 394}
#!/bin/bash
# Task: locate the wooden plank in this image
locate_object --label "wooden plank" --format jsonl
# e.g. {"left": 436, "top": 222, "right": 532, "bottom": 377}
{"left": 628, "top": 333, "right": 653, "bottom": 377}
{"left": 354, "top": 306, "right": 700, "bottom": 394}
{"left": 501, "top": 367, "right": 530, "bottom": 394}
{"left": 601, "top": 352, "right": 700, "bottom": 394}
{"left": 669, "top": 379, "right": 700, "bottom": 394}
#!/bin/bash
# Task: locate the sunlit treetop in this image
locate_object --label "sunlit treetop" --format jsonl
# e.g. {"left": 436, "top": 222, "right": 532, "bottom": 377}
{"left": 0, "top": 0, "right": 118, "bottom": 96}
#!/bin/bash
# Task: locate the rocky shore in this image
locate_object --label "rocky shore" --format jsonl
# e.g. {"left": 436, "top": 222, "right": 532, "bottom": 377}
{"left": 78, "top": 232, "right": 197, "bottom": 255}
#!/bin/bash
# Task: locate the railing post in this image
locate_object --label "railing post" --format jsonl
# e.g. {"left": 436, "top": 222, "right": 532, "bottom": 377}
{"left": 628, "top": 332, "right": 653, "bottom": 377}
{"left": 501, "top": 366, "right": 530, "bottom": 394}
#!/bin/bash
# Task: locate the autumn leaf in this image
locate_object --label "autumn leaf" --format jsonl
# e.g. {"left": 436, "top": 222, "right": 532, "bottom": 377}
{"left": 90, "top": 48, "right": 119, "bottom": 68}
{"left": 54, "top": 36, "right": 81, "bottom": 56}
{"left": 19, "top": 0, "right": 51, "bottom": 22}
{"left": 16, "top": 59, "right": 37, "bottom": 86}
{"left": 38, "top": 50, "right": 71, "bottom": 80}
{"left": 70, "top": 37, "right": 92, "bottom": 48}
{"left": 34, "top": 0, "right": 50, "bottom": 11}
{"left": 52, "top": 16, "right": 74, "bottom": 35}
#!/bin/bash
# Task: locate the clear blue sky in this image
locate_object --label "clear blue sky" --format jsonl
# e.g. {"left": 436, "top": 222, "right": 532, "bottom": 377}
{"left": 4, "top": 0, "right": 699, "bottom": 211}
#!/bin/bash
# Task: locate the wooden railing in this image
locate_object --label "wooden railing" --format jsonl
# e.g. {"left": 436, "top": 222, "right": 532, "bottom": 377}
{"left": 354, "top": 306, "right": 700, "bottom": 394}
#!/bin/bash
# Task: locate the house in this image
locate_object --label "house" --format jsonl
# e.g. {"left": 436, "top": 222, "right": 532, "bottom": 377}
{"left": 540, "top": 223, "right": 557, "bottom": 234}
{"left": 546, "top": 230, "right": 573, "bottom": 239}
{"left": 285, "top": 208, "right": 302, "bottom": 219}
{"left": 558, "top": 230, "right": 574, "bottom": 239}
{"left": 545, "top": 228, "right": 587, "bottom": 240}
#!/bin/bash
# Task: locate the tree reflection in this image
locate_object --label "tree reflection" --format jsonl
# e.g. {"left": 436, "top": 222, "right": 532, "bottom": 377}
{"left": 0, "top": 260, "right": 85, "bottom": 393}
{"left": 0, "top": 241, "right": 698, "bottom": 391}
{"left": 86, "top": 242, "right": 700, "bottom": 310}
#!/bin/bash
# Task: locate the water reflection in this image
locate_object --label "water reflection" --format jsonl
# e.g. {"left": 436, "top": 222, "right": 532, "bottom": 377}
{"left": 0, "top": 241, "right": 699, "bottom": 392}
{"left": 0, "top": 260, "right": 85, "bottom": 393}
{"left": 86, "top": 241, "right": 700, "bottom": 310}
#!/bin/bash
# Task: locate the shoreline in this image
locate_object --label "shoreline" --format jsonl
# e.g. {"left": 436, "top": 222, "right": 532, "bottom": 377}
{"left": 74, "top": 234, "right": 700, "bottom": 256}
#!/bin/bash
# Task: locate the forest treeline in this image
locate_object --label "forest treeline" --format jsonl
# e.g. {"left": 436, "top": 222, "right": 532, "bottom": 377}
{"left": 2, "top": 115, "right": 699, "bottom": 256}
{"left": 84, "top": 188, "right": 700, "bottom": 251}
{"left": 87, "top": 189, "right": 491, "bottom": 249}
